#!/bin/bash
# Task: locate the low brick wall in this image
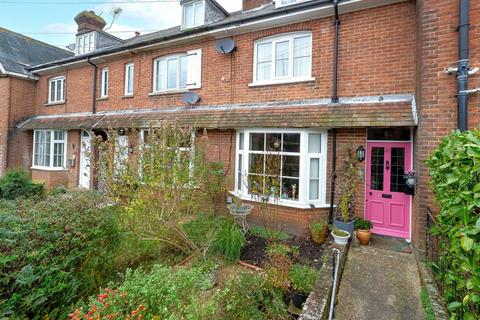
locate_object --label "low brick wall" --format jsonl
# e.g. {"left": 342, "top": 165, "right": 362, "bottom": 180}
{"left": 416, "top": 261, "right": 449, "bottom": 320}
{"left": 299, "top": 241, "right": 349, "bottom": 320}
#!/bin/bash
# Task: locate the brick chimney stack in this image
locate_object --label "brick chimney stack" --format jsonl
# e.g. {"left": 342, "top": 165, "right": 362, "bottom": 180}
{"left": 74, "top": 11, "right": 107, "bottom": 34}
{"left": 242, "top": 0, "right": 273, "bottom": 11}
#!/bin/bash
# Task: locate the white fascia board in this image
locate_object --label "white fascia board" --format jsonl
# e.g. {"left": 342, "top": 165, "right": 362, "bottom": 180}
{"left": 31, "top": 0, "right": 406, "bottom": 74}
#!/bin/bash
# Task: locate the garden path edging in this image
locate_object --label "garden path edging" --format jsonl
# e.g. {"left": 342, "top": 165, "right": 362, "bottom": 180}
{"left": 299, "top": 241, "right": 350, "bottom": 320}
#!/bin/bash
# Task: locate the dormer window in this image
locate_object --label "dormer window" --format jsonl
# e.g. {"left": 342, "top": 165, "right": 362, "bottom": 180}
{"left": 182, "top": 0, "right": 205, "bottom": 29}
{"left": 76, "top": 32, "right": 95, "bottom": 55}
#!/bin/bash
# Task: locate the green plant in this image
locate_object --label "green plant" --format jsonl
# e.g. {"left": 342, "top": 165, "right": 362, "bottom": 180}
{"left": 0, "top": 169, "right": 44, "bottom": 200}
{"left": 329, "top": 225, "right": 349, "bottom": 237}
{"left": 426, "top": 130, "right": 480, "bottom": 319}
{"left": 213, "top": 219, "right": 246, "bottom": 262}
{"left": 421, "top": 287, "right": 436, "bottom": 320}
{"left": 250, "top": 225, "right": 291, "bottom": 241}
{"left": 266, "top": 243, "right": 298, "bottom": 258}
{"left": 0, "top": 190, "right": 156, "bottom": 319}
{"left": 355, "top": 218, "right": 373, "bottom": 230}
{"left": 336, "top": 147, "right": 359, "bottom": 222}
{"left": 310, "top": 219, "right": 327, "bottom": 233}
{"left": 289, "top": 264, "right": 318, "bottom": 294}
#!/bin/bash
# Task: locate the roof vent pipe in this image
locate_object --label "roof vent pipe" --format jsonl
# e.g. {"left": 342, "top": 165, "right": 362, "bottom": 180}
{"left": 331, "top": 0, "right": 340, "bottom": 103}
{"left": 457, "top": 0, "right": 470, "bottom": 131}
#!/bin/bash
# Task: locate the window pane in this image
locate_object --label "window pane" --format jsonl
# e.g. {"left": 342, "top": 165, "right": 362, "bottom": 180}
{"left": 54, "top": 131, "right": 64, "bottom": 140}
{"left": 266, "top": 133, "right": 281, "bottom": 151}
{"left": 167, "top": 58, "right": 178, "bottom": 89}
{"left": 256, "top": 43, "right": 272, "bottom": 81}
{"left": 156, "top": 60, "right": 166, "bottom": 91}
{"left": 50, "top": 81, "right": 55, "bottom": 102}
{"left": 309, "top": 179, "right": 319, "bottom": 200}
{"left": 265, "top": 154, "right": 281, "bottom": 177}
{"left": 54, "top": 142, "right": 64, "bottom": 167}
{"left": 283, "top": 133, "right": 300, "bottom": 152}
{"left": 128, "top": 66, "right": 134, "bottom": 93}
{"left": 179, "top": 56, "right": 188, "bottom": 88}
{"left": 44, "top": 131, "right": 51, "bottom": 167}
{"left": 194, "top": 1, "right": 204, "bottom": 26}
{"left": 370, "top": 147, "right": 384, "bottom": 191}
{"left": 237, "top": 154, "right": 243, "bottom": 190}
{"left": 282, "top": 155, "right": 299, "bottom": 177}
{"left": 391, "top": 147, "right": 406, "bottom": 193}
{"left": 249, "top": 154, "right": 264, "bottom": 174}
{"left": 249, "top": 133, "right": 264, "bottom": 151}
{"left": 309, "top": 157, "right": 320, "bottom": 200}
{"left": 239, "top": 133, "right": 244, "bottom": 150}
{"left": 275, "top": 41, "right": 290, "bottom": 77}
{"left": 294, "top": 36, "right": 311, "bottom": 77}
{"left": 184, "top": 4, "right": 193, "bottom": 28}
{"left": 310, "top": 158, "right": 319, "bottom": 179}
{"left": 57, "top": 79, "right": 63, "bottom": 101}
{"left": 308, "top": 133, "right": 321, "bottom": 153}
{"left": 281, "top": 178, "right": 299, "bottom": 200}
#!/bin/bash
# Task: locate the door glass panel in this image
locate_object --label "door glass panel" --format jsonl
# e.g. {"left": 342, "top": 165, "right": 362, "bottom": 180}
{"left": 370, "top": 147, "right": 384, "bottom": 191}
{"left": 390, "top": 147, "right": 406, "bottom": 193}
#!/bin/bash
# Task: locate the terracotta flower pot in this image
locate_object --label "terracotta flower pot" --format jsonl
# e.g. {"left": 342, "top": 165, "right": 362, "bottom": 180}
{"left": 311, "top": 227, "right": 327, "bottom": 245}
{"left": 356, "top": 229, "right": 371, "bottom": 245}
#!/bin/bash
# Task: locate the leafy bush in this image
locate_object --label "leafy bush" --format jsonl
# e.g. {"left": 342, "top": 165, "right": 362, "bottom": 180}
{"left": 289, "top": 264, "right": 318, "bottom": 294}
{"left": 0, "top": 191, "right": 152, "bottom": 319}
{"left": 0, "top": 169, "right": 44, "bottom": 200}
{"left": 426, "top": 130, "right": 480, "bottom": 319}
{"left": 250, "top": 225, "right": 291, "bottom": 241}
{"left": 72, "top": 265, "right": 219, "bottom": 319}
{"left": 214, "top": 219, "right": 246, "bottom": 262}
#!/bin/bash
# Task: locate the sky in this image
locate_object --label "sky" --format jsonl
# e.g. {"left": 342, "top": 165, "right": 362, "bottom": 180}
{"left": 0, "top": 0, "right": 242, "bottom": 49}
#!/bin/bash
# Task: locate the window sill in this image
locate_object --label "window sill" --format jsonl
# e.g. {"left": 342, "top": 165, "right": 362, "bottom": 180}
{"left": 97, "top": 96, "right": 108, "bottom": 101}
{"left": 228, "top": 191, "right": 331, "bottom": 209}
{"left": 44, "top": 101, "right": 66, "bottom": 106}
{"left": 31, "top": 166, "right": 69, "bottom": 172}
{"left": 122, "top": 95, "right": 134, "bottom": 99}
{"left": 149, "top": 89, "right": 189, "bottom": 97}
{"left": 248, "top": 77, "right": 316, "bottom": 88}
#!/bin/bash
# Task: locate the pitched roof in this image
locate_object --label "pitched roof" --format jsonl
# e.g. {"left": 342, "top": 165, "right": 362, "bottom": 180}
{"left": 0, "top": 28, "right": 73, "bottom": 77}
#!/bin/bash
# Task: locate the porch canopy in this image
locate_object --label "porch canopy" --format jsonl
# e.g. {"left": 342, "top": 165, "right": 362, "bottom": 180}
{"left": 19, "top": 97, "right": 416, "bottom": 131}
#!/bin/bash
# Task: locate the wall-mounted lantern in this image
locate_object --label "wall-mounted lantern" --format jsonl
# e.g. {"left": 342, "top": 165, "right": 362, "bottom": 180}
{"left": 356, "top": 146, "right": 366, "bottom": 162}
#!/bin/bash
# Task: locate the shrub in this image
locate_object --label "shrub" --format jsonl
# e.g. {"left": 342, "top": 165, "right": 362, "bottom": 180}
{"left": 0, "top": 191, "right": 150, "bottom": 319}
{"left": 0, "top": 169, "right": 44, "bottom": 200}
{"left": 72, "top": 265, "right": 219, "bottom": 319}
{"left": 214, "top": 219, "right": 246, "bottom": 262}
{"left": 289, "top": 264, "right": 318, "bottom": 294}
{"left": 250, "top": 225, "right": 291, "bottom": 241}
{"left": 426, "top": 130, "right": 480, "bottom": 319}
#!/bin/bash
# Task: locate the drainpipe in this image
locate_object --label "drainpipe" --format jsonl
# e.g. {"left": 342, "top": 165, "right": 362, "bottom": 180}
{"left": 329, "top": 128, "right": 337, "bottom": 223}
{"left": 87, "top": 58, "right": 98, "bottom": 114}
{"left": 457, "top": 0, "right": 469, "bottom": 131}
{"left": 331, "top": 0, "right": 340, "bottom": 103}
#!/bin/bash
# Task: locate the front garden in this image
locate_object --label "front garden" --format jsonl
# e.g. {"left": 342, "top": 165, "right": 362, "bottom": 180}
{"left": 0, "top": 126, "right": 335, "bottom": 319}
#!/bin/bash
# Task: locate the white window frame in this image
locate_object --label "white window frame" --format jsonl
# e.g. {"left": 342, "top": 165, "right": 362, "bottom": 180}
{"left": 153, "top": 54, "right": 188, "bottom": 93}
{"left": 100, "top": 68, "right": 109, "bottom": 98}
{"left": 251, "top": 32, "right": 313, "bottom": 86}
{"left": 76, "top": 32, "right": 95, "bottom": 55}
{"left": 32, "top": 130, "right": 68, "bottom": 170}
{"left": 276, "top": 0, "right": 311, "bottom": 8}
{"left": 124, "top": 63, "right": 134, "bottom": 96}
{"left": 182, "top": 0, "right": 205, "bottom": 29}
{"left": 48, "top": 76, "right": 66, "bottom": 104}
{"left": 234, "top": 128, "right": 328, "bottom": 209}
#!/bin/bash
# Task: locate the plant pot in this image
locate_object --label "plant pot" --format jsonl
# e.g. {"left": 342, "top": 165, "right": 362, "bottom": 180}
{"left": 406, "top": 177, "right": 416, "bottom": 187}
{"left": 356, "top": 229, "right": 372, "bottom": 245}
{"left": 333, "top": 217, "right": 356, "bottom": 237}
{"left": 332, "top": 230, "right": 350, "bottom": 245}
{"left": 311, "top": 227, "right": 327, "bottom": 245}
{"left": 291, "top": 291, "right": 308, "bottom": 309}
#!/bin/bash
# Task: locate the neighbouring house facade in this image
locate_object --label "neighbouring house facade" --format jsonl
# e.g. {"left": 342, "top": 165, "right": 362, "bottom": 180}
{"left": 1, "top": 0, "right": 479, "bottom": 257}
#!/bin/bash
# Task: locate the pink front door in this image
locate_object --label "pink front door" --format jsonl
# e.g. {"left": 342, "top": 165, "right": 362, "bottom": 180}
{"left": 365, "top": 142, "right": 411, "bottom": 239}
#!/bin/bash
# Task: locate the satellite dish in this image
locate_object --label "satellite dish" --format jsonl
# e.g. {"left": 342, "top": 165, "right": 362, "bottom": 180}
{"left": 182, "top": 92, "right": 200, "bottom": 105}
{"left": 66, "top": 43, "right": 76, "bottom": 52}
{"left": 215, "top": 38, "right": 236, "bottom": 54}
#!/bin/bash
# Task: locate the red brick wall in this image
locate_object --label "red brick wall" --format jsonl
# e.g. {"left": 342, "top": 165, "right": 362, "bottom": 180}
{"left": 0, "top": 78, "right": 10, "bottom": 176}
{"left": 31, "top": 1, "right": 416, "bottom": 117}
{"left": 242, "top": 0, "right": 272, "bottom": 11}
{"left": 413, "top": 0, "right": 480, "bottom": 255}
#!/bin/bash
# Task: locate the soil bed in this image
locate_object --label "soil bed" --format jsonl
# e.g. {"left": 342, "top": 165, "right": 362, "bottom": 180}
{"left": 241, "top": 234, "right": 327, "bottom": 269}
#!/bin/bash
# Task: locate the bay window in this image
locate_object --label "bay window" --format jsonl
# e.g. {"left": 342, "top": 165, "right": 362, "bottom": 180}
{"left": 235, "top": 129, "right": 328, "bottom": 208}
{"left": 33, "top": 130, "right": 67, "bottom": 169}
{"left": 253, "top": 32, "right": 312, "bottom": 85}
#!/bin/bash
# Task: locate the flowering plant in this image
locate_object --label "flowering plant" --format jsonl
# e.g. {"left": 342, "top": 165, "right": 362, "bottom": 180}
{"left": 404, "top": 170, "right": 417, "bottom": 179}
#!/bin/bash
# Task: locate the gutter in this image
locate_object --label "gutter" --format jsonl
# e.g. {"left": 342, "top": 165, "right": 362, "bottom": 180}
{"left": 28, "top": 0, "right": 404, "bottom": 73}
{"left": 87, "top": 58, "right": 98, "bottom": 114}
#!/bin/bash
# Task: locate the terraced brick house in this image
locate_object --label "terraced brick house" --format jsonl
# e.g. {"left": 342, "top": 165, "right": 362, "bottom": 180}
{"left": 1, "top": 0, "right": 479, "bottom": 258}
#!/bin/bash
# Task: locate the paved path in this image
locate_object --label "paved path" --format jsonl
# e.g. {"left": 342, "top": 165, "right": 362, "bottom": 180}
{"left": 334, "top": 244, "right": 425, "bottom": 320}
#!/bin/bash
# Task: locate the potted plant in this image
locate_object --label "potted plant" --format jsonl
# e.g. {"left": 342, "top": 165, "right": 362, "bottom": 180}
{"left": 309, "top": 218, "right": 327, "bottom": 245}
{"left": 329, "top": 225, "right": 350, "bottom": 245}
{"left": 289, "top": 264, "right": 318, "bottom": 309}
{"left": 354, "top": 218, "right": 373, "bottom": 245}
{"left": 333, "top": 147, "right": 359, "bottom": 236}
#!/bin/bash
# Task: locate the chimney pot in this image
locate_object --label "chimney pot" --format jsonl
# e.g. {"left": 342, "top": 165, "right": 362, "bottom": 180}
{"left": 74, "top": 10, "right": 107, "bottom": 34}
{"left": 135, "top": 31, "right": 141, "bottom": 37}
